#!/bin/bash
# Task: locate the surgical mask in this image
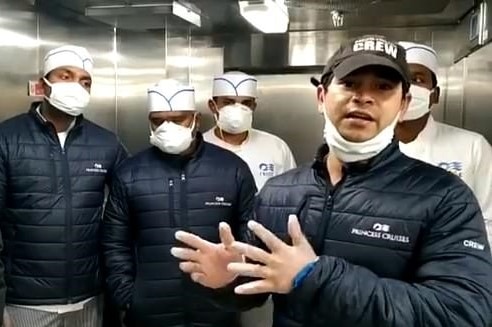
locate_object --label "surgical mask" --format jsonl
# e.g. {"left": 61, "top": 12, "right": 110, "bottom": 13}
{"left": 322, "top": 106, "right": 400, "bottom": 163}
{"left": 150, "top": 118, "right": 195, "bottom": 155}
{"left": 402, "top": 85, "right": 431, "bottom": 121}
{"left": 216, "top": 103, "right": 253, "bottom": 134}
{"left": 43, "top": 78, "right": 90, "bottom": 116}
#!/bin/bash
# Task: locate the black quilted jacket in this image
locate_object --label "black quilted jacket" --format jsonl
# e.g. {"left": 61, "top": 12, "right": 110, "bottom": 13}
{"left": 215, "top": 142, "right": 492, "bottom": 327}
{"left": 0, "top": 103, "right": 128, "bottom": 306}
{"left": 102, "top": 134, "right": 257, "bottom": 327}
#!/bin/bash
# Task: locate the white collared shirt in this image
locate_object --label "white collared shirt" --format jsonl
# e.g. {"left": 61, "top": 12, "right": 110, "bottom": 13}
{"left": 203, "top": 128, "right": 297, "bottom": 190}
{"left": 36, "top": 106, "right": 75, "bottom": 148}
{"left": 399, "top": 116, "right": 492, "bottom": 246}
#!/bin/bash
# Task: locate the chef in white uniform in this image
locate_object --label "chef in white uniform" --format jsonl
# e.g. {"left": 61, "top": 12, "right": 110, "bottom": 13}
{"left": 203, "top": 71, "right": 296, "bottom": 191}
{"left": 203, "top": 71, "right": 295, "bottom": 327}
{"left": 396, "top": 41, "right": 492, "bottom": 246}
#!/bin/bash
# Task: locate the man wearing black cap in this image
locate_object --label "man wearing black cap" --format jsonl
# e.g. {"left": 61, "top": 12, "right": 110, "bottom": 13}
{"left": 170, "top": 35, "right": 492, "bottom": 327}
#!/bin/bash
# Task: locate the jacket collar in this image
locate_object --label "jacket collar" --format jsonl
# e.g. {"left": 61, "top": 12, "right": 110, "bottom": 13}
{"left": 312, "top": 139, "right": 401, "bottom": 176}
{"left": 28, "top": 102, "right": 85, "bottom": 130}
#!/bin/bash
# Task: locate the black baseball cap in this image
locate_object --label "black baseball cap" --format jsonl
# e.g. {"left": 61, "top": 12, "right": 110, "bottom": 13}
{"left": 310, "top": 35, "right": 410, "bottom": 88}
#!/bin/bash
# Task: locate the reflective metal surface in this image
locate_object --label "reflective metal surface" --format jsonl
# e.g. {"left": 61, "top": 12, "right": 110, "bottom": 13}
{"left": 443, "top": 59, "right": 465, "bottom": 127}
{"left": 461, "top": 44, "right": 492, "bottom": 142}
{"left": 222, "top": 28, "right": 457, "bottom": 70}
{"left": 115, "top": 28, "right": 166, "bottom": 153}
{"left": 254, "top": 74, "right": 321, "bottom": 164}
{"left": 1, "top": 0, "right": 492, "bottom": 161}
{"left": 0, "top": 0, "right": 39, "bottom": 121}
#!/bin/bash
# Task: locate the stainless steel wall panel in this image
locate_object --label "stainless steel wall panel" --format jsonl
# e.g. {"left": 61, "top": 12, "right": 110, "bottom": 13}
{"left": 223, "top": 28, "right": 456, "bottom": 69}
{"left": 189, "top": 36, "right": 224, "bottom": 132}
{"left": 253, "top": 74, "right": 321, "bottom": 165}
{"left": 166, "top": 26, "right": 192, "bottom": 84}
{"left": 114, "top": 29, "right": 166, "bottom": 154}
{"left": 442, "top": 60, "right": 465, "bottom": 127}
{"left": 0, "top": 1, "right": 39, "bottom": 121}
{"left": 460, "top": 44, "right": 492, "bottom": 142}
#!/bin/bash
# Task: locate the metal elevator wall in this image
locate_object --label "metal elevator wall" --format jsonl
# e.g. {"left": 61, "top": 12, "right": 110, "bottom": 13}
{"left": 1, "top": 0, "right": 492, "bottom": 165}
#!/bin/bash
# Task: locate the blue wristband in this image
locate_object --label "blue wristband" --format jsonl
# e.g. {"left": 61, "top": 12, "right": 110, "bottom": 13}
{"left": 292, "top": 258, "right": 319, "bottom": 289}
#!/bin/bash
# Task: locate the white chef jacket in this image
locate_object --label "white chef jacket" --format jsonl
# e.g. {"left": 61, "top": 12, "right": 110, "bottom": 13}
{"left": 203, "top": 128, "right": 297, "bottom": 190}
{"left": 399, "top": 116, "right": 492, "bottom": 246}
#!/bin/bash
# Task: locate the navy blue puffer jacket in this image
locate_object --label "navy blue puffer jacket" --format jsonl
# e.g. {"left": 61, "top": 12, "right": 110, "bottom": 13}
{"left": 0, "top": 104, "right": 128, "bottom": 305}
{"left": 102, "top": 134, "right": 257, "bottom": 327}
{"left": 214, "top": 142, "right": 492, "bottom": 327}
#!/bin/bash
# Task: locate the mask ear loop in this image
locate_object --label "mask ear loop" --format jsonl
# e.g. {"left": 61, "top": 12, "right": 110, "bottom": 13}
{"left": 212, "top": 100, "right": 226, "bottom": 141}
{"left": 189, "top": 112, "right": 198, "bottom": 136}
{"left": 42, "top": 77, "right": 54, "bottom": 103}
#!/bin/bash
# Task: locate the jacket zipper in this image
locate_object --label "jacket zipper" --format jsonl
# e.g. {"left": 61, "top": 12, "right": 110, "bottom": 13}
{"left": 59, "top": 128, "right": 77, "bottom": 305}
{"left": 180, "top": 172, "right": 188, "bottom": 231}
{"left": 315, "top": 175, "right": 346, "bottom": 253}
{"left": 168, "top": 178, "right": 176, "bottom": 227}
{"left": 180, "top": 170, "right": 191, "bottom": 327}
{"left": 43, "top": 116, "right": 78, "bottom": 304}
{"left": 50, "top": 152, "right": 58, "bottom": 193}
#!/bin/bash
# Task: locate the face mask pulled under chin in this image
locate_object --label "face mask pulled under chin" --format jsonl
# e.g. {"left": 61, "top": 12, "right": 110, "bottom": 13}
{"left": 402, "top": 85, "right": 431, "bottom": 121}
{"left": 216, "top": 103, "right": 253, "bottom": 134}
{"left": 43, "top": 78, "right": 91, "bottom": 117}
{"left": 150, "top": 119, "right": 195, "bottom": 155}
{"left": 322, "top": 107, "right": 400, "bottom": 163}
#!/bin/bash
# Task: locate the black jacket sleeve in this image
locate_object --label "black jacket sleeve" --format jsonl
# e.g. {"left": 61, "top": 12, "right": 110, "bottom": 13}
{"left": 291, "top": 182, "right": 492, "bottom": 327}
{"left": 102, "top": 172, "right": 135, "bottom": 309}
{"left": 106, "top": 141, "right": 129, "bottom": 187}
{"left": 0, "top": 135, "right": 7, "bottom": 323}
{"left": 115, "top": 142, "right": 130, "bottom": 167}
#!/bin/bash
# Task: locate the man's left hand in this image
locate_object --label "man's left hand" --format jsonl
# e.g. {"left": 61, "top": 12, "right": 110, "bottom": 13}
{"left": 227, "top": 214, "right": 318, "bottom": 295}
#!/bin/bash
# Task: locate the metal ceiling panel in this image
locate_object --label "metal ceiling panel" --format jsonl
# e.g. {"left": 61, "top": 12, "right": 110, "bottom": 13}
{"left": 285, "top": 0, "right": 450, "bottom": 14}
{"left": 35, "top": 0, "right": 476, "bottom": 33}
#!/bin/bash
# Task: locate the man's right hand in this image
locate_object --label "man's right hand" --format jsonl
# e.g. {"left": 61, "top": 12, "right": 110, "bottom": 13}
{"left": 171, "top": 222, "right": 243, "bottom": 289}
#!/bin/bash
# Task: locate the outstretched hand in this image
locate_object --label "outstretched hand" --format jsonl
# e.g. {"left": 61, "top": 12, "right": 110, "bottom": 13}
{"left": 171, "top": 222, "right": 243, "bottom": 289}
{"left": 228, "top": 214, "right": 318, "bottom": 295}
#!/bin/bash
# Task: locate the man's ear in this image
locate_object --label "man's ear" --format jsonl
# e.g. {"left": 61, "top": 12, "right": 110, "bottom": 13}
{"left": 430, "top": 86, "right": 440, "bottom": 106}
{"left": 40, "top": 76, "right": 50, "bottom": 97}
{"left": 399, "top": 92, "right": 412, "bottom": 121}
{"left": 317, "top": 86, "right": 325, "bottom": 114}
{"left": 251, "top": 100, "right": 258, "bottom": 111}
{"left": 194, "top": 112, "right": 201, "bottom": 131}
{"left": 208, "top": 99, "right": 217, "bottom": 115}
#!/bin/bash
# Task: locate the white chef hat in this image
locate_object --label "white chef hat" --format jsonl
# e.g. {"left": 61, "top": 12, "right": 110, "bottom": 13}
{"left": 147, "top": 79, "right": 196, "bottom": 112}
{"left": 212, "top": 71, "right": 257, "bottom": 98}
{"left": 398, "top": 41, "right": 439, "bottom": 79}
{"left": 43, "top": 45, "right": 94, "bottom": 77}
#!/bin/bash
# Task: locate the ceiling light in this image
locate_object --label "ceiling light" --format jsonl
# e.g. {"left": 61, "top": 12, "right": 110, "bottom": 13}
{"left": 238, "top": 0, "right": 289, "bottom": 34}
{"left": 85, "top": 1, "right": 201, "bottom": 28}
{"left": 172, "top": 1, "right": 201, "bottom": 28}
{"left": 331, "top": 10, "right": 344, "bottom": 28}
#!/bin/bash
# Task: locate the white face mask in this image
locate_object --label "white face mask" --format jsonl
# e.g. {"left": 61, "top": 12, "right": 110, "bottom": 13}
{"left": 149, "top": 118, "right": 195, "bottom": 155}
{"left": 402, "top": 85, "right": 431, "bottom": 121}
{"left": 216, "top": 103, "right": 253, "bottom": 134}
{"left": 322, "top": 106, "right": 400, "bottom": 163}
{"left": 43, "top": 78, "right": 90, "bottom": 116}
